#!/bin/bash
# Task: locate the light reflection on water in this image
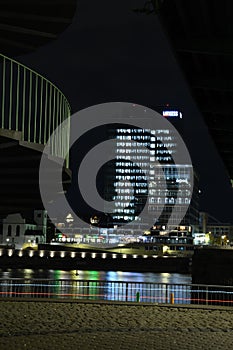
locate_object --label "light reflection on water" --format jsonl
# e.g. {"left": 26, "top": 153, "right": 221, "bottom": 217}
{"left": 0, "top": 269, "right": 191, "bottom": 284}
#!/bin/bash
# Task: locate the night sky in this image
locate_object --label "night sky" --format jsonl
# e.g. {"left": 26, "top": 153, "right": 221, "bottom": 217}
{"left": 18, "top": 0, "right": 232, "bottom": 223}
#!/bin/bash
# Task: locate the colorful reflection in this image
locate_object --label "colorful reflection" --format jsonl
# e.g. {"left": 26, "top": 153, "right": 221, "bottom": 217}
{"left": 0, "top": 269, "right": 191, "bottom": 284}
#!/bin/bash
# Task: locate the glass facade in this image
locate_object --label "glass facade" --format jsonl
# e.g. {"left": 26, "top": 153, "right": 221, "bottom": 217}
{"left": 104, "top": 115, "right": 199, "bottom": 231}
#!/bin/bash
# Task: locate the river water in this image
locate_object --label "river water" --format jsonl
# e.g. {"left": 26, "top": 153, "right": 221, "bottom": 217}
{"left": 0, "top": 268, "right": 191, "bottom": 284}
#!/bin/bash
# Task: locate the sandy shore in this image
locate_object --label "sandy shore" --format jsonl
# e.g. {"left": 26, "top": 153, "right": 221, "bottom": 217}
{"left": 0, "top": 300, "right": 233, "bottom": 349}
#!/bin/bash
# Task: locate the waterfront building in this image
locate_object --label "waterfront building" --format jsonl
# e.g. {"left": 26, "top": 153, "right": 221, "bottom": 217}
{"left": 199, "top": 212, "right": 233, "bottom": 244}
{"left": 103, "top": 107, "right": 199, "bottom": 234}
{"left": 0, "top": 210, "right": 47, "bottom": 249}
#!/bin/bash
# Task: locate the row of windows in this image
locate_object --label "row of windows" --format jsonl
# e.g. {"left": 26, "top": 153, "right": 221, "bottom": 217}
{"left": 115, "top": 164, "right": 148, "bottom": 170}
{"left": 116, "top": 142, "right": 151, "bottom": 147}
{"left": 149, "top": 182, "right": 166, "bottom": 188}
{"left": 116, "top": 129, "right": 173, "bottom": 136}
{"left": 148, "top": 204, "right": 190, "bottom": 211}
{"left": 149, "top": 197, "right": 174, "bottom": 204}
{"left": 7, "top": 225, "right": 20, "bottom": 236}
{"left": 131, "top": 136, "right": 151, "bottom": 140}
{"left": 114, "top": 189, "right": 134, "bottom": 200}
{"left": 115, "top": 202, "right": 135, "bottom": 208}
{"left": 113, "top": 209, "right": 135, "bottom": 214}
{"left": 113, "top": 188, "right": 134, "bottom": 194}
{"left": 155, "top": 143, "right": 176, "bottom": 148}
{"left": 113, "top": 196, "right": 134, "bottom": 201}
{"left": 116, "top": 137, "right": 175, "bottom": 146}
{"left": 113, "top": 197, "right": 134, "bottom": 201}
{"left": 114, "top": 182, "right": 147, "bottom": 188}
{"left": 115, "top": 162, "right": 148, "bottom": 167}
{"left": 156, "top": 150, "right": 174, "bottom": 155}
{"left": 116, "top": 175, "right": 147, "bottom": 181}
{"left": 163, "top": 165, "right": 191, "bottom": 171}
{"left": 156, "top": 130, "right": 170, "bottom": 134}
{"left": 113, "top": 215, "right": 135, "bottom": 220}
{"left": 135, "top": 189, "right": 147, "bottom": 194}
{"left": 116, "top": 149, "right": 149, "bottom": 154}
{"left": 116, "top": 168, "right": 148, "bottom": 174}
{"left": 163, "top": 136, "right": 173, "bottom": 141}
{"left": 116, "top": 157, "right": 149, "bottom": 163}
{"left": 150, "top": 197, "right": 190, "bottom": 204}
{"left": 116, "top": 136, "right": 132, "bottom": 140}
{"left": 124, "top": 130, "right": 170, "bottom": 136}
{"left": 114, "top": 182, "right": 147, "bottom": 189}
{"left": 156, "top": 156, "right": 172, "bottom": 161}
{"left": 116, "top": 135, "right": 151, "bottom": 141}
{"left": 116, "top": 129, "right": 151, "bottom": 134}
{"left": 116, "top": 175, "right": 140, "bottom": 181}
{"left": 116, "top": 162, "right": 133, "bottom": 167}
{"left": 148, "top": 189, "right": 190, "bottom": 196}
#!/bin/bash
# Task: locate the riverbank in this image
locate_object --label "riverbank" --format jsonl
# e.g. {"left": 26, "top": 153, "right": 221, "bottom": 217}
{"left": 0, "top": 300, "right": 233, "bottom": 349}
{"left": 0, "top": 248, "right": 191, "bottom": 273}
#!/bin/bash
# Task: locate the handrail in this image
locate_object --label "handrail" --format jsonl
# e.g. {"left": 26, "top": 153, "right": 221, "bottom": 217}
{"left": 0, "top": 278, "right": 233, "bottom": 290}
{"left": 0, "top": 53, "right": 71, "bottom": 167}
{"left": 0, "top": 279, "right": 233, "bottom": 305}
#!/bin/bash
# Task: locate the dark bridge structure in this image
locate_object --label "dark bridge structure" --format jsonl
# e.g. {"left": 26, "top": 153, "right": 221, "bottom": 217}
{"left": 0, "top": 0, "right": 76, "bottom": 57}
{"left": 157, "top": 0, "right": 233, "bottom": 186}
{"left": 0, "top": 0, "right": 77, "bottom": 216}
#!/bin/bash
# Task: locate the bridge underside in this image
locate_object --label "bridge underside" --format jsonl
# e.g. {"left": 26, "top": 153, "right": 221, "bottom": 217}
{"left": 159, "top": 0, "right": 233, "bottom": 184}
{"left": 0, "top": 0, "right": 77, "bottom": 57}
{"left": 0, "top": 130, "right": 71, "bottom": 218}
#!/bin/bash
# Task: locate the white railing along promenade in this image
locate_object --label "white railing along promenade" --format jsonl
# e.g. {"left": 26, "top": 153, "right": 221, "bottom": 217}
{"left": 0, "top": 279, "right": 233, "bottom": 306}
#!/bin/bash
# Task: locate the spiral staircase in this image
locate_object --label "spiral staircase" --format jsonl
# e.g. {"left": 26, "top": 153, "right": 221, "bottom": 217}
{"left": 0, "top": 0, "right": 77, "bottom": 217}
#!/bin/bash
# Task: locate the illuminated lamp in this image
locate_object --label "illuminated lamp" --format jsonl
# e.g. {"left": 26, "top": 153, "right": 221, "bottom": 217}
{"left": 8, "top": 249, "right": 13, "bottom": 257}
{"left": 29, "top": 250, "right": 34, "bottom": 257}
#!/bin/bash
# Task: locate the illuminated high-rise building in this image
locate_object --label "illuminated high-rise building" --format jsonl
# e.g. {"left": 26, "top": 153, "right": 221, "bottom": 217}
{"left": 104, "top": 107, "right": 199, "bottom": 233}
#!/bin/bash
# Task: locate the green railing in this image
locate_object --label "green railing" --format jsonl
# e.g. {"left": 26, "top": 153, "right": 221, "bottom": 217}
{"left": 0, "top": 53, "right": 71, "bottom": 167}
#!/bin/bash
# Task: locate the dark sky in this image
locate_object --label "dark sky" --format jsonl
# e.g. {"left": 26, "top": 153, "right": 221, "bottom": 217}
{"left": 18, "top": 0, "right": 232, "bottom": 223}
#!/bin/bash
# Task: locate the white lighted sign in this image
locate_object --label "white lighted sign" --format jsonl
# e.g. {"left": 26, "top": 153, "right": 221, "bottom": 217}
{"left": 163, "top": 110, "right": 182, "bottom": 118}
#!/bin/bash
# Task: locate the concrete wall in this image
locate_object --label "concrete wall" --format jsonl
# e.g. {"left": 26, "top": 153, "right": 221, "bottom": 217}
{"left": 192, "top": 248, "right": 233, "bottom": 285}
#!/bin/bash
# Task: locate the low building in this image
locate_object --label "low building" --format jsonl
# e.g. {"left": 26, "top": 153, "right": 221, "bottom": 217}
{"left": 199, "top": 212, "right": 233, "bottom": 244}
{"left": 0, "top": 210, "right": 47, "bottom": 249}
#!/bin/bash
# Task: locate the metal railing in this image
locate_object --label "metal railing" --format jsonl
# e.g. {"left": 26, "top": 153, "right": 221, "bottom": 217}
{"left": 0, "top": 279, "right": 233, "bottom": 306}
{"left": 0, "top": 53, "right": 71, "bottom": 167}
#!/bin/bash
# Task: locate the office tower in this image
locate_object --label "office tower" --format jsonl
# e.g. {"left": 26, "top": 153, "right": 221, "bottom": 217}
{"left": 104, "top": 107, "right": 198, "bottom": 233}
